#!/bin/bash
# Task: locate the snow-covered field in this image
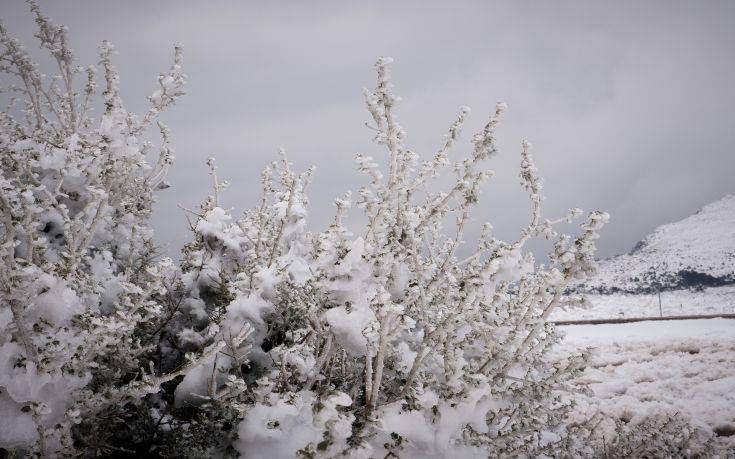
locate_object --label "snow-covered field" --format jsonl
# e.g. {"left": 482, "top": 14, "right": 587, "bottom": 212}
{"left": 556, "top": 319, "right": 735, "bottom": 452}
{"left": 553, "top": 286, "right": 735, "bottom": 321}
{"left": 549, "top": 196, "right": 735, "bottom": 452}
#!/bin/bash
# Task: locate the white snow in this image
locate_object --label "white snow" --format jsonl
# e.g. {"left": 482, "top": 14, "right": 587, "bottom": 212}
{"left": 553, "top": 286, "right": 735, "bottom": 321}
{"left": 553, "top": 195, "right": 735, "bottom": 453}
{"left": 556, "top": 318, "right": 735, "bottom": 451}
{"left": 236, "top": 390, "right": 354, "bottom": 459}
{"left": 324, "top": 304, "right": 376, "bottom": 356}
{"left": 30, "top": 274, "right": 84, "bottom": 326}
{"left": 577, "top": 195, "right": 735, "bottom": 293}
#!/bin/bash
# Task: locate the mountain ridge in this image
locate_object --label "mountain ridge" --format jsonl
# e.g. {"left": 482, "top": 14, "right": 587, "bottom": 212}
{"left": 576, "top": 194, "right": 735, "bottom": 294}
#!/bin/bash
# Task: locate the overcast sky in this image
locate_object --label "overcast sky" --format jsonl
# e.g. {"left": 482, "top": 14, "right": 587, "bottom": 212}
{"left": 4, "top": 1, "right": 735, "bottom": 260}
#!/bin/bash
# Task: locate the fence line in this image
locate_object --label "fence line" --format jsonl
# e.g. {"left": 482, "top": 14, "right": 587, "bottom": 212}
{"left": 552, "top": 313, "right": 735, "bottom": 326}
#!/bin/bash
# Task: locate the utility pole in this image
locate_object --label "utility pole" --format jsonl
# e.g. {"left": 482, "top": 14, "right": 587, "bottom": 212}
{"left": 658, "top": 291, "right": 662, "bottom": 317}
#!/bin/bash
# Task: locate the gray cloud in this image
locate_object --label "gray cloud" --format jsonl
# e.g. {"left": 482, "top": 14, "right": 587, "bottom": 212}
{"left": 4, "top": 0, "right": 735, "bottom": 259}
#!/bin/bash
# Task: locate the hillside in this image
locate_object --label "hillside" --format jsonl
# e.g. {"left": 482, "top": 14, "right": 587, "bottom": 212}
{"left": 576, "top": 195, "right": 735, "bottom": 294}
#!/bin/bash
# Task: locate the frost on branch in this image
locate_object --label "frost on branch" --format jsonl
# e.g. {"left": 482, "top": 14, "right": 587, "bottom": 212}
{"left": 166, "top": 56, "right": 619, "bottom": 457}
{"left": 0, "top": 4, "right": 217, "bottom": 456}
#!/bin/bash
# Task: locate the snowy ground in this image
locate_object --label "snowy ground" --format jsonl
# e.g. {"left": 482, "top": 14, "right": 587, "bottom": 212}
{"left": 553, "top": 286, "right": 735, "bottom": 321}
{"left": 556, "top": 318, "right": 735, "bottom": 452}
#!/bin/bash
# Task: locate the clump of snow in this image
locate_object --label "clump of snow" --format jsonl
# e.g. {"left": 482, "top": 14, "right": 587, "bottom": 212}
{"left": 195, "top": 207, "right": 244, "bottom": 252}
{"left": 324, "top": 304, "right": 376, "bottom": 356}
{"left": 29, "top": 274, "right": 84, "bottom": 326}
{"left": 236, "top": 391, "right": 354, "bottom": 458}
{"left": 174, "top": 352, "right": 220, "bottom": 408}
{"left": 225, "top": 294, "right": 274, "bottom": 345}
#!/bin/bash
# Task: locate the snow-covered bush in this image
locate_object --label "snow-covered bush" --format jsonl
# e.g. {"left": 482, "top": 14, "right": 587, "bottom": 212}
{"left": 0, "top": 4, "right": 247, "bottom": 456}
{"left": 599, "top": 412, "right": 714, "bottom": 458}
{"left": 1, "top": 4, "right": 716, "bottom": 458}
{"left": 168, "top": 57, "right": 614, "bottom": 456}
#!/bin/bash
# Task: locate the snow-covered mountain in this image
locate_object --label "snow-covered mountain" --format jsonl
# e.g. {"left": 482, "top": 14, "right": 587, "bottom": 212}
{"left": 576, "top": 195, "right": 735, "bottom": 294}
